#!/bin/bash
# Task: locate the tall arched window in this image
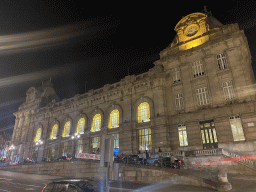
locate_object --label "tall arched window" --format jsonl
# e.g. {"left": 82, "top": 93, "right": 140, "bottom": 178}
{"left": 76, "top": 118, "right": 85, "bottom": 134}
{"left": 91, "top": 114, "right": 101, "bottom": 132}
{"left": 34, "top": 128, "right": 42, "bottom": 142}
{"left": 62, "top": 121, "right": 71, "bottom": 137}
{"left": 108, "top": 110, "right": 119, "bottom": 128}
{"left": 50, "top": 124, "right": 58, "bottom": 139}
{"left": 138, "top": 102, "right": 150, "bottom": 123}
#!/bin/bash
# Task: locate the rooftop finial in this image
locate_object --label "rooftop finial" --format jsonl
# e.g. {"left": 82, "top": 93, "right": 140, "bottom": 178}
{"left": 204, "top": 5, "right": 207, "bottom": 13}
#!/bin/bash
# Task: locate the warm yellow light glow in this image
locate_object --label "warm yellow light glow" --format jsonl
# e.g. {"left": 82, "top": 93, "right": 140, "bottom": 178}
{"left": 50, "top": 124, "right": 58, "bottom": 139}
{"left": 62, "top": 121, "right": 71, "bottom": 137}
{"left": 91, "top": 114, "right": 101, "bottom": 132}
{"left": 108, "top": 109, "right": 119, "bottom": 128}
{"left": 138, "top": 102, "right": 150, "bottom": 123}
{"left": 76, "top": 118, "right": 85, "bottom": 134}
{"left": 34, "top": 128, "right": 42, "bottom": 142}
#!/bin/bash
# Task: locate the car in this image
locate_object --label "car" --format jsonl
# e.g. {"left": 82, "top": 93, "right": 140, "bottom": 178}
{"left": 56, "top": 155, "right": 72, "bottom": 161}
{"left": 122, "top": 154, "right": 142, "bottom": 164}
{"left": 42, "top": 179, "right": 96, "bottom": 192}
{"left": 154, "top": 156, "right": 184, "bottom": 169}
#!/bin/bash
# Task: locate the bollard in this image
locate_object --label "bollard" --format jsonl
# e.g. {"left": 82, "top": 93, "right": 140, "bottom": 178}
{"left": 217, "top": 169, "right": 232, "bottom": 191}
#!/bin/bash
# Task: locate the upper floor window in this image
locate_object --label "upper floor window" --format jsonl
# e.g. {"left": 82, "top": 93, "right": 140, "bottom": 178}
{"left": 173, "top": 68, "right": 181, "bottom": 83}
{"left": 196, "top": 87, "right": 210, "bottom": 106}
{"left": 229, "top": 116, "right": 245, "bottom": 141}
{"left": 91, "top": 114, "right": 101, "bottom": 132}
{"left": 192, "top": 60, "right": 204, "bottom": 77}
{"left": 223, "top": 81, "right": 235, "bottom": 100}
{"left": 50, "top": 124, "right": 58, "bottom": 140}
{"left": 175, "top": 93, "right": 184, "bottom": 110}
{"left": 77, "top": 118, "right": 85, "bottom": 134}
{"left": 62, "top": 121, "right": 71, "bottom": 137}
{"left": 178, "top": 124, "right": 188, "bottom": 147}
{"left": 138, "top": 102, "right": 150, "bottom": 123}
{"left": 108, "top": 109, "right": 119, "bottom": 128}
{"left": 34, "top": 128, "right": 42, "bottom": 142}
{"left": 217, "top": 53, "right": 228, "bottom": 69}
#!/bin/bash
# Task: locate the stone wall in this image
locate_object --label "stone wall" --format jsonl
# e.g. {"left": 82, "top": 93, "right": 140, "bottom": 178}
{"left": 0, "top": 159, "right": 100, "bottom": 179}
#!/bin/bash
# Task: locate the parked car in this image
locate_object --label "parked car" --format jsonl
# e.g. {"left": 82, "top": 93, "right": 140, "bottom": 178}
{"left": 42, "top": 179, "right": 96, "bottom": 192}
{"left": 56, "top": 155, "right": 72, "bottom": 161}
{"left": 122, "top": 155, "right": 142, "bottom": 164}
{"left": 154, "top": 156, "right": 184, "bottom": 169}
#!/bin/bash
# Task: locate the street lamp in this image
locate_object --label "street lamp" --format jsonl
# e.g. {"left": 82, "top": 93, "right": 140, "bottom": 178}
{"left": 72, "top": 133, "right": 80, "bottom": 159}
{"left": 35, "top": 140, "right": 43, "bottom": 162}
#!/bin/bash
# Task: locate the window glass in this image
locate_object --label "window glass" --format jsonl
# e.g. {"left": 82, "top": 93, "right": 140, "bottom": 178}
{"left": 138, "top": 128, "right": 152, "bottom": 151}
{"left": 63, "top": 121, "right": 71, "bottom": 137}
{"left": 77, "top": 118, "right": 85, "bottom": 134}
{"left": 34, "top": 128, "right": 42, "bottom": 142}
{"left": 43, "top": 183, "right": 55, "bottom": 192}
{"left": 138, "top": 102, "right": 150, "bottom": 123}
{"left": 51, "top": 124, "right": 58, "bottom": 139}
{"left": 91, "top": 114, "right": 101, "bottom": 132}
{"left": 53, "top": 183, "right": 68, "bottom": 192}
{"left": 178, "top": 124, "right": 188, "bottom": 146}
{"left": 109, "top": 110, "right": 119, "bottom": 128}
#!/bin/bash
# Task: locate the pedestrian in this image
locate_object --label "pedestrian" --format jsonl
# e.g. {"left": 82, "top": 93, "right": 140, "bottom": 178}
{"left": 158, "top": 147, "right": 162, "bottom": 152}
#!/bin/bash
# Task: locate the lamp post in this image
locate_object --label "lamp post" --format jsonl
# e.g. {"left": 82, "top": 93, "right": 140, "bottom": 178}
{"left": 35, "top": 140, "right": 43, "bottom": 162}
{"left": 71, "top": 133, "right": 80, "bottom": 159}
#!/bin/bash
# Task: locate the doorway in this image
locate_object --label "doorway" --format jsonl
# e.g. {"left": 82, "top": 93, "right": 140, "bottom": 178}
{"left": 200, "top": 120, "right": 218, "bottom": 149}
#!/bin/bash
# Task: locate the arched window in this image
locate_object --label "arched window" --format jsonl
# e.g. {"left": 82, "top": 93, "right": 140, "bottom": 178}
{"left": 34, "top": 128, "right": 42, "bottom": 142}
{"left": 108, "top": 110, "right": 119, "bottom": 128}
{"left": 62, "top": 121, "right": 71, "bottom": 137}
{"left": 91, "top": 114, "right": 101, "bottom": 132}
{"left": 138, "top": 102, "right": 150, "bottom": 123}
{"left": 50, "top": 124, "right": 58, "bottom": 139}
{"left": 76, "top": 118, "right": 85, "bottom": 134}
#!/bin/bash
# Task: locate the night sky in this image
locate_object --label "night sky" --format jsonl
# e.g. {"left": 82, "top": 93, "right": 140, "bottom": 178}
{"left": 1, "top": 1, "right": 256, "bottom": 134}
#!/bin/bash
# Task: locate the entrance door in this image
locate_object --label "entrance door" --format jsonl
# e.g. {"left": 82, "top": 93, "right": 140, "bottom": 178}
{"left": 200, "top": 120, "right": 218, "bottom": 149}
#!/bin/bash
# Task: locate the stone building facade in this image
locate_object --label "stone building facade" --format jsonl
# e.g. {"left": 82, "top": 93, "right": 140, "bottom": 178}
{"left": 11, "top": 12, "right": 256, "bottom": 161}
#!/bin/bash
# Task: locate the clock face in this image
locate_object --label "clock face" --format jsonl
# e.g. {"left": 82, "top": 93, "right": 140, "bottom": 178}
{"left": 186, "top": 26, "right": 198, "bottom": 36}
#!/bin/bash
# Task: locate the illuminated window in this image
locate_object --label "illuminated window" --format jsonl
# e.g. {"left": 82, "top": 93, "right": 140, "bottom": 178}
{"left": 178, "top": 125, "right": 188, "bottom": 146}
{"left": 223, "top": 81, "right": 235, "bottom": 100}
{"left": 138, "top": 102, "right": 150, "bottom": 123}
{"left": 60, "top": 141, "right": 69, "bottom": 156}
{"left": 217, "top": 53, "right": 228, "bottom": 69}
{"left": 138, "top": 128, "right": 152, "bottom": 151}
{"left": 175, "top": 93, "right": 184, "bottom": 110}
{"left": 196, "top": 87, "right": 209, "bottom": 106}
{"left": 173, "top": 68, "right": 181, "bottom": 83}
{"left": 76, "top": 118, "right": 85, "bottom": 134}
{"left": 50, "top": 124, "right": 58, "bottom": 139}
{"left": 112, "top": 134, "right": 119, "bottom": 149}
{"left": 91, "top": 114, "right": 101, "bottom": 132}
{"left": 192, "top": 60, "right": 204, "bottom": 77}
{"left": 108, "top": 110, "right": 119, "bottom": 128}
{"left": 76, "top": 139, "right": 83, "bottom": 154}
{"left": 62, "top": 121, "right": 71, "bottom": 137}
{"left": 34, "top": 128, "right": 42, "bottom": 142}
{"left": 91, "top": 137, "right": 100, "bottom": 153}
{"left": 47, "top": 145, "right": 55, "bottom": 159}
{"left": 229, "top": 116, "right": 245, "bottom": 141}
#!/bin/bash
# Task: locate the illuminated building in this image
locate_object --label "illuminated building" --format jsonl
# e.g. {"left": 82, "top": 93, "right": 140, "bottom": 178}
{"left": 11, "top": 10, "right": 256, "bottom": 161}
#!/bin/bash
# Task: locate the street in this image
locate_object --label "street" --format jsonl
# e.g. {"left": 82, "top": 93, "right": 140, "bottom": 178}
{"left": 0, "top": 170, "right": 256, "bottom": 191}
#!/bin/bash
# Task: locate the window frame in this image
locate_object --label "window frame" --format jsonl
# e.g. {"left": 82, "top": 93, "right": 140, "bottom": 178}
{"left": 108, "top": 110, "right": 119, "bottom": 128}
{"left": 62, "top": 121, "right": 71, "bottom": 137}
{"left": 50, "top": 124, "right": 58, "bottom": 140}
{"left": 91, "top": 114, "right": 101, "bottom": 132}
{"left": 76, "top": 118, "right": 85, "bottom": 135}
{"left": 192, "top": 60, "right": 204, "bottom": 78}
{"left": 178, "top": 124, "right": 188, "bottom": 147}
{"left": 34, "top": 128, "right": 42, "bottom": 142}
{"left": 173, "top": 67, "right": 181, "bottom": 83}
{"left": 223, "top": 80, "right": 235, "bottom": 100}
{"left": 196, "top": 87, "right": 210, "bottom": 106}
{"left": 229, "top": 116, "right": 245, "bottom": 141}
{"left": 175, "top": 93, "right": 184, "bottom": 111}
{"left": 138, "top": 128, "right": 152, "bottom": 151}
{"left": 138, "top": 102, "right": 150, "bottom": 123}
{"left": 217, "top": 53, "right": 228, "bottom": 70}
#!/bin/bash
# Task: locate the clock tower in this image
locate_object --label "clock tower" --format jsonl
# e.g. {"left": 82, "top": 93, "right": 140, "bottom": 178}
{"left": 171, "top": 12, "right": 223, "bottom": 51}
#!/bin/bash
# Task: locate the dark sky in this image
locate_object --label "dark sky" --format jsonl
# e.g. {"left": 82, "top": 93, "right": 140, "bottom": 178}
{"left": 1, "top": 1, "right": 256, "bottom": 133}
